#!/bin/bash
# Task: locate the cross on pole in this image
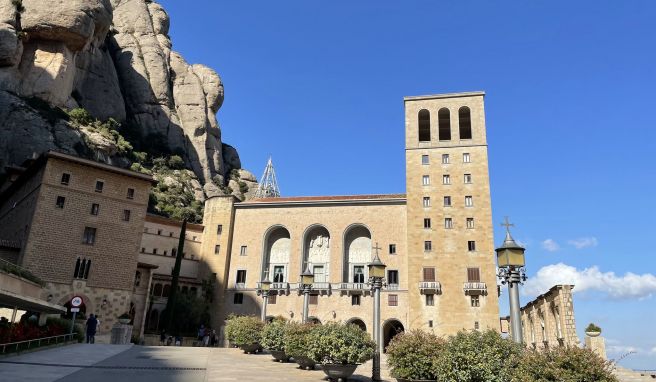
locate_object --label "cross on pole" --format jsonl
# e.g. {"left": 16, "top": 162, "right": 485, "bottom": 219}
{"left": 501, "top": 216, "right": 514, "bottom": 233}
{"left": 372, "top": 242, "right": 382, "bottom": 257}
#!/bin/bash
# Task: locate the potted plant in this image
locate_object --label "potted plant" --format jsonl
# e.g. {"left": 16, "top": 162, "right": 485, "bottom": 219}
{"left": 585, "top": 323, "right": 602, "bottom": 337}
{"left": 261, "top": 317, "right": 289, "bottom": 362}
{"left": 225, "top": 315, "right": 264, "bottom": 353}
{"left": 387, "top": 330, "right": 444, "bottom": 382}
{"left": 284, "top": 322, "right": 317, "bottom": 370}
{"left": 307, "top": 322, "right": 375, "bottom": 381}
{"left": 117, "top": 313, "right": 131, "bottom": 325}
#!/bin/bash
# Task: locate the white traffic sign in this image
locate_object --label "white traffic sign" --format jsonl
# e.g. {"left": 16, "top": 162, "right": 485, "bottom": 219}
{"left": 70, "top": 307, "right": 80, "bottom": 313}
{"left": 71, "top": 296, "right": 83, "bottom": 307}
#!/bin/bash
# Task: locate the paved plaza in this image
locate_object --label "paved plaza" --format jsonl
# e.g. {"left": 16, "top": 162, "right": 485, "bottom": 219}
{"left": 0, "top": 344, "right": 393, "bottom": 382}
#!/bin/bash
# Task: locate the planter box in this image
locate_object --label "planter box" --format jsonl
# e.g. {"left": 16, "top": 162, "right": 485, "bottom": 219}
{"left": 294, "top": 355, "right": 316, "bottom": 370}
{"left": 585, "top": 331, "right": 601, "bottom": 337}
{"left": 270, "top": 350, "right": 290, "bottom": 362}
{"left": 238, "top": 343, "right": 260, "bottom": 354}
{"left": 321, "top": 364, "right": 358, "bottom": 382}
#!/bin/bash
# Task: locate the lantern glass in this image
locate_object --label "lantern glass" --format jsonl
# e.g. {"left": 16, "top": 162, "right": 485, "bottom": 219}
{"left": 496, "top": 248, "right": 525, "bottom": 268}
{"left": 368, "top": 262, "right": 386, "bottom": 279}
{"left": 260, "top": 279, "right": 272, "bottom": 292}
{"left": 301, "top": 273, "right": 314, "bottom": 286}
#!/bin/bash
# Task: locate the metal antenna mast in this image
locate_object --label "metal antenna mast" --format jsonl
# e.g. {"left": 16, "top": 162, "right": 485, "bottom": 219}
{"left": 254, "top": 156, "right": 280, "bottom": 198}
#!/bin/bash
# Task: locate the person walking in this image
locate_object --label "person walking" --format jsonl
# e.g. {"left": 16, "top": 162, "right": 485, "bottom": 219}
{"left": 197, "top": 324, "right": 205, "bottom": 346}
{"left": 85, "top": 314, "right": 98, "bottom": 344}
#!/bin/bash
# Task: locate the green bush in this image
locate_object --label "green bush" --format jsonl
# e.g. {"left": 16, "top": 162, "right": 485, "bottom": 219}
{"left": 387, "top": 330, "right": 445, "bottom": 380}
{"left": 433, "top": 330, "right": 523, "bottom": 382}
{"left": 307, "top": 322, "right": 375, "bottom": 365}
{"left": 511, "top": 346, "right": 618, "bottom": 382}
{"left": 261, "top": 318, "right": 287, "bottom": 351}
{"left": 168, "top": 155, "right": 185, "bottom": 169}
{"left": 68, "top": 108, "right": 93, "bottom": 125}
{"left": 585, "top": 323, "right": 602, "bottom": 333}
{"left": 224, "top": 316, "right": 263, "bottom": 345}
{"left": 283, "top": 322, "right": 315, "bottom": 359}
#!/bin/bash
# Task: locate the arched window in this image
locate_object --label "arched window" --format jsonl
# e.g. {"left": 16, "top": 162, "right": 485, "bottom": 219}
{"left": 459, "top": 106, "right": 472, "bottom": 139}
{"left": 73, "top": 258, "right": 81, "bottom": 278}
{"left": 162, "top": 284, "right": 171, "bottom": 297}
{"left": 438, "top": 108, "right": 451, "bottom": 140}
{"left": 418, "top": 109, "right": 430, "bottom": 142}
{"left": 134, "top": 271, "right": 141, "bottom": 287}
{"left": 153, "top": 283, "right": 163, "bottom": 297}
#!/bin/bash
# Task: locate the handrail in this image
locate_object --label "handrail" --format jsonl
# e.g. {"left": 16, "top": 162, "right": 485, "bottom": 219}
{"left": 0, "top": 257, "right": 44, "bottom": 286}
{"left": 1, "top": 333, "right": 77, "bottom": 354}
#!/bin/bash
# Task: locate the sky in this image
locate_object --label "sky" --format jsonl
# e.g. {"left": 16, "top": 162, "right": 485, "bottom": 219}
{"left": 158, "top": 0, "right": 656, "bottom": 369}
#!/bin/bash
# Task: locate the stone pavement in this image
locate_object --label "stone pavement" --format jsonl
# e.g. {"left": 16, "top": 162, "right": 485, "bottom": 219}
{"left": 0, "top": 344, "right": 393, "bottom": 382}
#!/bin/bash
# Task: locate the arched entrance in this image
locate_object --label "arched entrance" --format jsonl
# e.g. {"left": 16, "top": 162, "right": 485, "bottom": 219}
{"left": 346, "top": 318, "right": 367, "bottom": 331}
{"left": 308, "top": 317, "right": 321, "bottom": 325}
{"left": 383, "top": 319, "right": 404, "bottom": 351}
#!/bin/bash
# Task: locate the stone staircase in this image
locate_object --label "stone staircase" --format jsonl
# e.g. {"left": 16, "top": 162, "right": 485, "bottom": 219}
{"left": 614, "top": 366, "right": 656, "bottom": 382}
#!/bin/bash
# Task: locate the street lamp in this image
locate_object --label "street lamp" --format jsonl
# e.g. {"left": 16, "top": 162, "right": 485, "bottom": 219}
{"left": 257, "top": 272, "right": 272, "bottom": 322}
{"left": 300, "top": 263, "right": 314, "bottom": 324}
{"left": 496, "top": 217, "right": 527, "bottom": 344}
{"left": 368, "top": 243, "right": 386, "bottom": 382}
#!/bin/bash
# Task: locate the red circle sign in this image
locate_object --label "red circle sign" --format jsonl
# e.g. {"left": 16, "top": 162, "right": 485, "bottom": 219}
{"left": 71, "top": 296, "right": 83, "bottom": 307}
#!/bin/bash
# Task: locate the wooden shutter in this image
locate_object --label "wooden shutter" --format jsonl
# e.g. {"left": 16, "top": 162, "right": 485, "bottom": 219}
{"left": 467, "top": 267, "right": 480, "bottom": 282}
{"left": 423, "top": 267, "right": 436, "bottom": 282}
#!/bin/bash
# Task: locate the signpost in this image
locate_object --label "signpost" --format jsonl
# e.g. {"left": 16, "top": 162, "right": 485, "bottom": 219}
{"left": 70, "top": 296, "right": 82, "bottom": 334}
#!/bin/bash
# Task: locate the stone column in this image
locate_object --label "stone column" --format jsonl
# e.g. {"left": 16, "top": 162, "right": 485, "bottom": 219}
{"left": 585, "top": 335, "right": 606, "bottom": 360}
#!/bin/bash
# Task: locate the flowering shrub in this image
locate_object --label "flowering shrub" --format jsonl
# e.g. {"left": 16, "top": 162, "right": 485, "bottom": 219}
{"left": 387, "top": 330, "right": 445, "bottom": 380}
{"left": 224, "top": 315, "right": 263, "bottom": 345}
{"left": 307, "top": 322, "right": 375, "bottom": 365}
{"left": 511, "top": 346, "right": 617, "bottom": 382}
{"left": 282, "top": 322, "right": 315, "bottom": 360}
{"left": 261, "top": 318, "right": 286, "bottom": 351}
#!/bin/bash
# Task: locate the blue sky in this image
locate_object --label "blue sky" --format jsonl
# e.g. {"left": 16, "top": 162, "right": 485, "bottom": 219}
{"left": 158, "top": 1, "right": 656, "bottom": 369}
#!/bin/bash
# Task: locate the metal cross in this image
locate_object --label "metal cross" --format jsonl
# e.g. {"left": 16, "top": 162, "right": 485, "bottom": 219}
{"left": 372, "top": 242, "right": 382, "bottom": 257}
{"left": 501, "top": 216, "right": 514, "bottom": 233}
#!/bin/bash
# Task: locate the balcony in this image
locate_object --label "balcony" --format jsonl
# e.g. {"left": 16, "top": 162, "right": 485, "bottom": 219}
{"left": 339, "top": 282, "right": 370, "bottom": 296}
{"left": 386, "top": 283, "right": 400, "bottom": 291}
{"left": 463, "top": 282, "right": 487, "bottom": 295}
{"left": 419, "top": 281, "right": 441, "bottom": 294}
{"left": 256, "top": 282, "right": 291, "bottom": 295}
{"left": 234, "top": 282, "right": 247, "bottom": 290}
{"left": 295, "top": 282, "right": 331, "bottom": 296}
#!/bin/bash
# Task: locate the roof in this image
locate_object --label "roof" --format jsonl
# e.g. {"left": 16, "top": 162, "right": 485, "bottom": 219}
{"left": 404, "top": 91, "right": 485, "bottom": 101}
{"left": 247, "top": 194, "right": 407, "bottom": 203}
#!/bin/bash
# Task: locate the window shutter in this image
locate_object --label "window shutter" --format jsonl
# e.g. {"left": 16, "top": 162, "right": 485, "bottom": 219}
{"left": 467, "top": 267, "right": 480, "bottom": 282}
{"left": 423, "top": 267, "right": 435, "bottom": 282}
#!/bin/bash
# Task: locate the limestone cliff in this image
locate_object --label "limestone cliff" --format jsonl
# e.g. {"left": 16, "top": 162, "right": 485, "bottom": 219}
{"left": 0, "top": 0, "right": 256, "bottom": 215}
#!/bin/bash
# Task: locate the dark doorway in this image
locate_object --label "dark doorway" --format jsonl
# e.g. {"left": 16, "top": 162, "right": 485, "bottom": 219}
{"left": 383, "top": 319, "right": 405, "bottom": 351}
{"left": 347, "top": 318, "right": 366, "bottom": 331}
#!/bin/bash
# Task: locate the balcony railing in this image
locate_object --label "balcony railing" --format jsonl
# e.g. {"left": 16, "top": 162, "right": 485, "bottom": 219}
{"left": 338, "top": 282, "right": 370, "bottom": 296}
{"left": 419, "top": 281, "right": 441, "bottom": 294}
{"left": 386, "top": 283, "right": 400, "bottom": 290}
{"left": 463, "top": 282, "right": 487, "bottom": 295}
{"left": 234, "top": 282, "right": 246, "bottom": 289}
{"left": 296, "top": 282, "right": 331, "bottom": 296}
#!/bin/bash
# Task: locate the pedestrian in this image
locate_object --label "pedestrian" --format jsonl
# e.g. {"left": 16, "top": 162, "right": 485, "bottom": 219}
{"left": 85, "top": 314, "right": 98, "bottom": 344}
{"left": 197, "top": 324, "right": 205, "bottom": 346}
{"left": 203, "top": 328, "right": 210, "bottom": 346}
{"left": 210, "top": 329, "right": 217, "bottom": 347}
{"left": 160, "top": 330, "right": 166, "bottom": 345}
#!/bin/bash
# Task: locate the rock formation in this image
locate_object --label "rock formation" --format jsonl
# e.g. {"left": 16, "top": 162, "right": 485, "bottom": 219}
{"left": 0, "top": 0, "right": 255, "bottom": 205}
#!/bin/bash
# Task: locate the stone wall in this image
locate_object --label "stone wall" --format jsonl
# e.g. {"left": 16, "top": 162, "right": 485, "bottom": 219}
{"left": 518, "top": 284, "right": 578, "bottom": 349}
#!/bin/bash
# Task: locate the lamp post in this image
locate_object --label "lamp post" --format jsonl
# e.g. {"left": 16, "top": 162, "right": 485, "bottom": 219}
{"left": 496, "top": 217, "right": 527, "bottom": 344}
{"left": 300, "top": 263, "right": 314, "bottom": 324}
{"left": 257, "top": 272, "right": 272, "bottom": 322}
{"left": 368, "top": 243, "right": 386, "bottom": 382}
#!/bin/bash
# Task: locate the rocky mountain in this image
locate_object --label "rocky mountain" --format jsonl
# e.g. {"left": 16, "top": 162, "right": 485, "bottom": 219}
{"left": 0, "top": 0, "right": 257, "bottom": 220}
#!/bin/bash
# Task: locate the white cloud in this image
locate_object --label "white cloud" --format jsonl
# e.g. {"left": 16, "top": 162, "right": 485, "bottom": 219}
{"left": 651, "top": 347, "right": 656, "bottom": 355}
{"left": 523, "top": 263, "right": 656, "bottom": 300}
{"left": 568, "top": 237, "right": 598, "bottom": 249}
{"left": 541, "top": 239, "right": 560, "bottom": 252}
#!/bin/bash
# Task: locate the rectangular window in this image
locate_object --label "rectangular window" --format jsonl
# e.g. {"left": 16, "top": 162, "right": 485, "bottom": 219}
{"left": 172, "top": 248, "right": 177, "bottom": 257}
{"left": 466, "top": 218, "right": 475, "bottom": 229}
{"left": 389, "top": 244, "right": 396, "bottom": 254}
{"left": 61, "top": 173, "right": 70, "bottom": 185}
{"left": 388, "top": 270, "right": 399, "bottom": 286}
{"left": 123, "top": 209, "right": 131, "bottom": 221}
{"left": 273, "top": 266, "right": 285, "bottom": 282}
{"left": 423, "top": 267, "right": 436, "bottom": 282}
{"left": 90, "top": 203, "right": 99, "bottom": 216}
{"left": 429, "top": 320, "right": 434, "bottom": 328}
{"left": 444, "top": 196, "right": 451, "bottom": 207}
{"left": 424, "top": 241, "right": 432, "bottom": 252}
{"left": 444, "top": 218, "right": 453, "bottom": 229}
{"left": 268, "top": 294, "right": 277, "bottom": 304}
{"left": 423, "top": 197, "right": 431, "bottom": 207}
{"left": 153, "top": 248, "right": 158, "bottom": 255}
{"left": 163, "top": 250, "right": 168, "bottom": 256}
{"left": 471, "top": 295, "right": 480, "bottom": 307}
{"left": 236, "top": 270, "right": 247, "bottom": 284}
{"left": 73, "top": 258, "right": 91, "bottom": 279}
{"left": 233, "top": 293, "right": 244, "bottom": 304}
{"left": 423, "top": 218, "right": 431, "bottom": 229}
{"left": 467, "top": 267, "right": 481, "bottom": 282}
{"left": 468, "top": 241, "right": 476, "bottom": 252}
{"left": 141, "top": 247, "right": 145, "bottom": 253}
{"left": 442, "top": 154, "right": 450, "bottom": 164}
{"left": 464, "top": 174, "right": 472, "bottom": 184}
{"left": 157, "top": 229, "right": 162, "bottom": 235}
{"left": 127, "top": 188, "right": 135, "bottom": 199}
{"left": 214, "top": 245, "right": 220, "bottom": 255}
{"left": 353, "top": 265, "right": 365, "bottom": 283}
{"left": 388, "top": 294, "right": 398, "bottom": 306}
{"left": 55, "top": 196, "right": 65, "bottom": 208}
{"left": 169, "top": 232, "right": 173, "bottom": 237}
{"left": 309, "top": 295, "right": 318, "bottom": 305}
{"left": 465, "top": 196, "right": 473, "bottom": 207}
{"left": 240, "top": 246, "right": 247, "bottom": 256}
{"left": 217, "top": 225, "right": 223, "bottom": 235}
{"left": 442, "top": 175, "right": 451, "bottom": 184}
{"left": 474, "top": 321, "right": 480, "bottom": 330}
{"left": 95, "top": 180, "right": 104, "bottom": 193}
{"left": 82, "top": 227, "right": 96, "bottom": 245}
{"left": 313, "top": 265, "right": 326, "bottom": 282}
{"left": 351, "top": 295, "right": 361, "bottom": 306}
{"left": 421, "top": 155, "right": 429, "bottom": 165}
{"left": 422, "top": 175, "right": 430, "bottom": 186}
{"left": 425, "top": 294, "right": 434, "bottom": 306}
{"left": 463, "top": 153, "right": 471, "bottom": 163}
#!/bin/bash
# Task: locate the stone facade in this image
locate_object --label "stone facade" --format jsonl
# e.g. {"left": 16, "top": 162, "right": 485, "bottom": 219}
{"left": 516, "top": 284, "right": 578, "bottom": 349}
{"left": 0, "top": 151, "right": 154, "bottom": 337}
